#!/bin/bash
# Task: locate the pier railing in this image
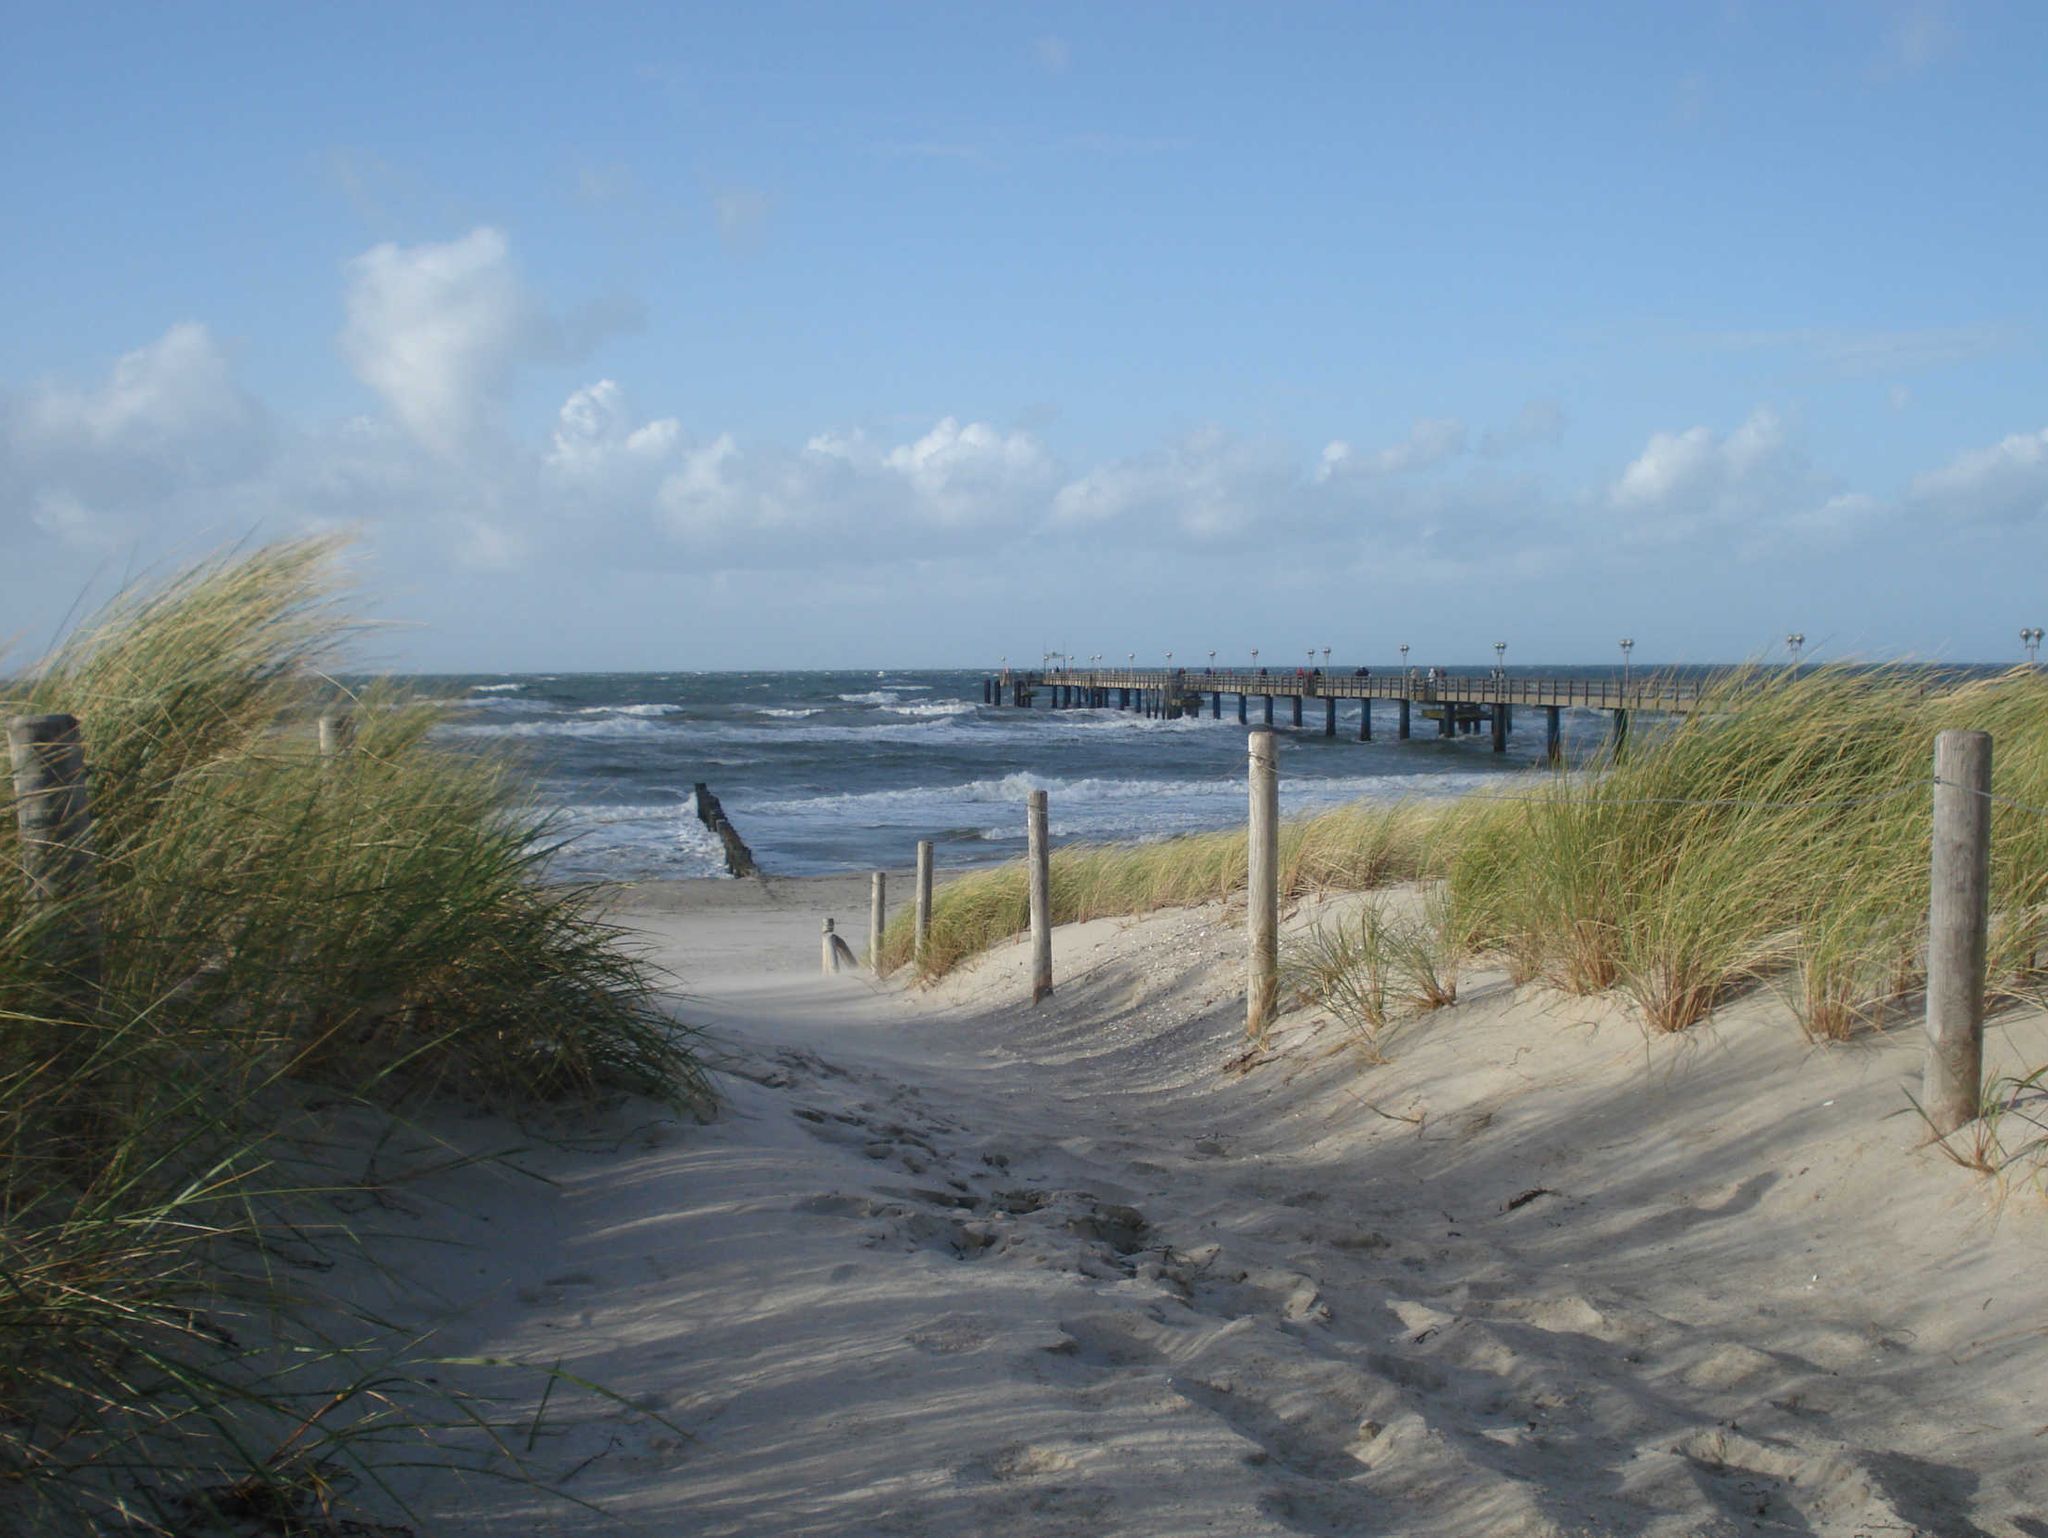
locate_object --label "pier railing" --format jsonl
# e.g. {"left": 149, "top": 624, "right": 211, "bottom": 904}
{"left": 1027, "top": 667, "right": 1704, "bottom": 714}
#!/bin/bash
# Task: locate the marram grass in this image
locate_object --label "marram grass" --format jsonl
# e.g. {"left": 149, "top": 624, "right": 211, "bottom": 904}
{"left": 890, "top": 664, "right": 2048, "bottom": 1055}
{"left": 0, "top": 539, "right": 706, "bottom": 1534}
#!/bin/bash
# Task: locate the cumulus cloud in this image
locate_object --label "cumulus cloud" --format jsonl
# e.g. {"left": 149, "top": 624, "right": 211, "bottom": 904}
{"left": 1910, "top": 427, "right": 2048, "bottom": 523}
{"left": 1316, "top": 418, "right": 1468, "bottom": 484}
{"left": 339, "top": 227, "right": 538, "bottom": 456}
{"left": 1, "top": 323, "right": 271, "bottom": 549}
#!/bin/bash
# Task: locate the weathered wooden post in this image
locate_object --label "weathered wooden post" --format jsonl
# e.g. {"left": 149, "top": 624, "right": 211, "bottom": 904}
{"left": 1027, "top": 788, "right": 1053, "bottom": 1003}
{"left": 1491, "top": 702, "right": 1509, "bottom": 753}
{"left": 1263, "top": 695, "right": 1274, "bottom": 726}
{"left": 1247, "top": 727, "right": 1279, "bottom": 1040}
{"left": 1237, "top": 693, "right": 1247, "bottom": 724}
{"left": 1291, "top": 695, "right": 1304, "bottom": 729}
{"left": 1546, "top": 705, "right": 1563, "bottom": 766}
{"left": 1610, "top": 709, "right": 1630, "bottom": 760}
{"left": 7, "top": 713, "right": 103, "bottom": 1007}
{"left": 869, "top": 871, "right": 886, "bottom": 972}
{"left": 914, "top": 839, "right": 934, "bottom": 964}
{"left": 1324, "top": 697, "right": 1337, "bottom": 737}
{"left": 1358, "top": 697, "right": 1372, "bottom": 741}
{"left": 1398, "top": 698, "right": 1411, "bottom": 739}
{"left": 1924, "top": 730, "right": 1992, "bottom": 1135}
{"left": 318, "top": 709, "right": 355, "bottom": 757}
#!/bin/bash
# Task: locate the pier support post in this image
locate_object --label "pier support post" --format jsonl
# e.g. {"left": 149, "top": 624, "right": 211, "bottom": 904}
{"left": 1924, "top": 730, "right": 1992, "bottom": 1135}
{"left": 1247, "top": 727, "right": 1279, "bottom": 1040}
{"left": 1028, "top": 788, "right": 1053, "bottom": 1004}
{"left": 870, "top": 872, "right": 886, "bottom": 972}
{"left": 914, "top": 839, "right": 934, "bottom": 966}
{"left": 1212, "top": 691, "right": 1221, "bottom": 719}
{"left": 1238, "top": 694, "right": 1247, "bottom": 724}
{"left": 7, "top": 713, "right": 103, "bottom": 1015}
{"left": 1545, "top": 705, "right": 1562, "bottom": 766}
{"left": 1398, "top": 699, "right": 1410, "bottom": 739}
{"left": 1439, "top": 707, "right": 1454, "bottom": 739}
{"left": 1491, "top": 703, "right": 1508, "bottom": 753}
{"left": 1324, "top": 698, "right": 1337, "bottom": 737}
{"left": 1292, "top": 695, "right": 1304, "bottom": 729}
{"left": 1359, "top": 698, "right": 1372, "bottom": 741}
{"left": 1263, "top": 695, "right": 1274, "bottom": 726}
{"left": 1610, "top": 709, "right": 1629, "bottom": 759}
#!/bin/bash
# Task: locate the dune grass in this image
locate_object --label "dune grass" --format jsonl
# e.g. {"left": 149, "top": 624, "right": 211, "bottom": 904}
{"left": 876, "top": 798, "right": 1448, "bottom": 980}
{"left": 0, "top": 539, "right": 705, "bottom": 1534}
{"left": 887, "top": 664, "right": 2048, "bottom": 1057}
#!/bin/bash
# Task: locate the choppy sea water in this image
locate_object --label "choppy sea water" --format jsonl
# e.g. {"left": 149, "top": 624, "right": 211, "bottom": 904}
{"left": 418, "top": 667, "right": 1674, "bottom": 882}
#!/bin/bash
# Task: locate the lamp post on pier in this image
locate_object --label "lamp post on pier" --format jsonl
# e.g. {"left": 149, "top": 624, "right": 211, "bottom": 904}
{"left": 1786, "top": 633, "right": 1805, "bottom": 665}
{"left": 1250, "top": 647, "right": 1260, "bottom": 669}
{"left": 2024, "top": 627, "right": 2043, "bottom": 665}
{"left": 1620, "top": 637, "right": 1634, "bottom": 694}
{"left": 1493, "top": 641, "right": 1507, "bottom": 680}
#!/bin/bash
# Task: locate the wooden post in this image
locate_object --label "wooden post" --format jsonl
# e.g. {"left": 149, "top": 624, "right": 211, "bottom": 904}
{"left": 1546, "top": 705, "right": 1563, "bottom": 766}
{"left": 318, "top": 710, "right": 355, "bottom": 757}
{"left": 1398, "top": 698, "right": 1410, "bottom": 739}
{"left": 1247, "top": 727, "right": 1279, "bottom": 1039}
{"left": 1263, "top": 695, "right": 1274, "bottom": 726}
{"left": 822, "top": 918, "right": 839, "bottom": 975}
{"left": 1324, "top": 697, "right": 1337, "bottom": 737}
{"left": 1610, "top": 709, "right": 1629, "bottom": 760}
{"left": 1491, "top": 702, "right": 1509, "bottom": 753}
{"left": 1924, "top": 730, "right": 1992, "bottom": 1136}
{"left": 869, "top": 871, "right": 886, "bottom": 972}
{"left": 1238, "top": 693, "right": 1247, "bottom": 724}
{"left": 1212, "top": 691, "right": 1221, "bottom": 719}
{"left": 6, "top": 713, "right": 103, "bottom": 1005}
{"left": 1028, "top": 788, "right": 1053, "bottom": 1003}
{"left": 1291, "top": 694, "right": 1304, "bottom": 729}
{"left": 914, "top": 840, "right": 934, "bottom": 964}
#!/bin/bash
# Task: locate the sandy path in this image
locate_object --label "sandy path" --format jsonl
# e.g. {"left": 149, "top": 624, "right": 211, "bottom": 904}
{"left": 380, "top": 876, "right": 2048, "bottom": 1538}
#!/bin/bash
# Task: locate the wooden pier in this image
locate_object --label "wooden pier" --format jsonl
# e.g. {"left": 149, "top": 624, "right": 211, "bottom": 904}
{"left": 982, "top": 666, "right": 1705, "bottom": 759}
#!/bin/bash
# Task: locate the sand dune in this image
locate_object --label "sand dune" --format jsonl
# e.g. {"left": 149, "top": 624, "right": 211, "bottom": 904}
{"left": 367, "top": 875, "right": 2048, "bottom": 1536}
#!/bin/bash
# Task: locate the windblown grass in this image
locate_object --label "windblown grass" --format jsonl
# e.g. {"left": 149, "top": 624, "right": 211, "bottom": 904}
{"left": 888, "top": 665, "right": 2048, "bottom": 1063}
{"left": 877, "top": 798, "right": 1446, "bottom": 980}
{"left": 0, "top": 539, "right": 705, "bottom": 1533}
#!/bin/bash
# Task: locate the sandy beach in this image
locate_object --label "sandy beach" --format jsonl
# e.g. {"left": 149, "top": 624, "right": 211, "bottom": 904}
{"left": 325, "top": 871, "right": 2048, "bottom": 1537}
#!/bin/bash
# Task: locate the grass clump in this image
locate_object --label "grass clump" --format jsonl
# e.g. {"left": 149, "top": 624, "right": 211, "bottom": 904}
{"left": 877, "top": 799, "right": 1443, "bottom": 981}
{"left": 0, "top": 539, "right": 704, "bottom": 1534}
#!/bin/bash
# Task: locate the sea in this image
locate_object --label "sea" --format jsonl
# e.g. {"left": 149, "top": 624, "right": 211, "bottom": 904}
{"left": 422, "top": 667, "right": 1666, "bottom": 883}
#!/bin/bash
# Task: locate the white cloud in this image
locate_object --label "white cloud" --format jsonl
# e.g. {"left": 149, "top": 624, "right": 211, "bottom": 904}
{"left": 1910, "top": 427, "right": 2048, "bottom": 523}
{"left": 1316, "top": 418, "right": 1468, "bottom": 484}
{"left": 2, "top": 323, "right": 271, "bottom": 550}
{"left": 1051, "top": 427, "right": 1290, "bottom": 539}
{"left": 546, "top": 380, "right": 681, "bottom": 479}
{"left": 339, "top": 227, "right": 532, "bottom": 456}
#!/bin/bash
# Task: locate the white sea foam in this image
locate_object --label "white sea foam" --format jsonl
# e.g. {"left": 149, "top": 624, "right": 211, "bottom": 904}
{"left": 836, "top": 690, "right": 902, "bottom": 704}
{"left": 576, "top": 702, "right": 686, "bottom": 717}
{"left": 468, "top": 682, "right": 524, "bottom": 693}
{"left": 544, "top": 794, "right": 731, "bottom": 880}
{"left": 447, "top": 714, "right": 676, "bottom": 740}
{"left": 752, "top": 706, "right": 821, "bottom": 718}
{"left": 881, "top": 700, "right": 976, "bottom": 718}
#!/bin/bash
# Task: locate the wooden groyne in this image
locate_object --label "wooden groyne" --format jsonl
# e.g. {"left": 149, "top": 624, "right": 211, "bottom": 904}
{"left": 983, "top": 665, "right": 1706, "bottom": 760}
{"left": 693, "top": 783, "right": 759, "bottom": 877}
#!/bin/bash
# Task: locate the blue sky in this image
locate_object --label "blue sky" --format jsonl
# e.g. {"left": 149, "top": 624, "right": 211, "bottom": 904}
{"left": 3, "top": 2, "right": 2045, "bottom": 670}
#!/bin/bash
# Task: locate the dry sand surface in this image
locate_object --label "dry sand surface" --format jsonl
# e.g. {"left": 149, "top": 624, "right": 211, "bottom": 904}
{"left": 361, "top": 873, "right": 2048, "bottom": 1537}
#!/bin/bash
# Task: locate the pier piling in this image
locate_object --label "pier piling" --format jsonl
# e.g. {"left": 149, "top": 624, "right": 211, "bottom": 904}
{"left": 1924, "top": 730, "right": 1991, "bottom": 1135}
{"left": 1398, "top": 699, "right": 1410, "bottom": 739}
{"left": 1324, "top": 698, "right": 1337, "bottom": 737}
{"left": 1358, "top": 698, "right": 1372, "bottom": 741}
{"left": 1546, "top": 705, "right": 1562, "bottom": 766}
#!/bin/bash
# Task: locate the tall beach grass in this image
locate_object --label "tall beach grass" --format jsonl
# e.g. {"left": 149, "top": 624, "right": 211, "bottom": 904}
{"left": 0, "top": 539, "right": 705, "bottom": 1533}
{"left": 888, "top": 664, "right": 2048, "bottom": 1055}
